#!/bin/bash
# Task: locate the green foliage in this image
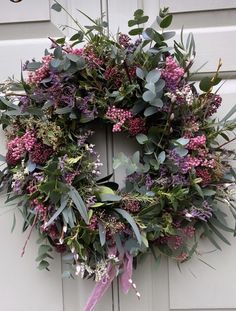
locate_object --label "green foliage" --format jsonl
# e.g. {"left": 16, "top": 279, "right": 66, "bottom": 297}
{"left": 128, "top": 9, "right": 149, "bottom": 36}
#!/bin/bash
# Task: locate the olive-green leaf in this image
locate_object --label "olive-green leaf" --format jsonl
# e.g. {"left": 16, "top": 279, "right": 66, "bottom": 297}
{"left": 115, "top": 208, "right": 142, "bottom": 244}
{"left": 160, "top": 15, "right": 173, "bottom": 28}
{"left": 69, "top": 186, "right": 89, "bottom": 224}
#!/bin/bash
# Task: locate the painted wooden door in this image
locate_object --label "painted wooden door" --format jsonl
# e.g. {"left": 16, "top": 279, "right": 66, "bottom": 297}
{"left": 1, "top": 1, "right": 236, "bottom": 311}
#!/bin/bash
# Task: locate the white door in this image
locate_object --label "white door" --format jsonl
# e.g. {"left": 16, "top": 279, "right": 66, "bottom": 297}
{"left": 1, "top": 1, "right": 236, "bottom": 311}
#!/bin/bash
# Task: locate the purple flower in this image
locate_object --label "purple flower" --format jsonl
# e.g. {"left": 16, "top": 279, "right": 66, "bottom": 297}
{"left": 12, "top": 179, "right": 22, "bottom": 193}
{"left": 58, "top": 154, "right": 68, "bottom": 172}
{"left": 186, "top": 201, "right": 213, "bottom": 222}
{"left": 86, "top": 195, "right": 97, "bottom": 207}
{"left": 19, "top": 96, "right": 29, "bottom": 112}
{"left": 126, "top": 172, "right": 142, "bottom": 183}
{"left": 145, "top": 174, "right": 154, "bottom": 190}
{"left": 171, "top": 174, "right": 188, "bottom": 187}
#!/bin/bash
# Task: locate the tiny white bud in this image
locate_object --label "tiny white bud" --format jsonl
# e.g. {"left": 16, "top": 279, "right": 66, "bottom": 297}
{"left": 185, "top": 212, "right": 193, "bottom": 219}
{"left": 75, "top": 265, "right": 81, "bottom": 275}
{"left": 63, "top": 225, "right": 67, "bottom": 233}
{"left": 74, "top": 254, "right": 79, "bottom": 261}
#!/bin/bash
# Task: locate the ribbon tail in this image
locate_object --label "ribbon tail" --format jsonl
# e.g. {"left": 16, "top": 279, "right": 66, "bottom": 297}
{"left": 83, "top": 265, "right": 117, "bottom": 311}
{"left": 120, "top": 252, "right": 133, "bottom": 294}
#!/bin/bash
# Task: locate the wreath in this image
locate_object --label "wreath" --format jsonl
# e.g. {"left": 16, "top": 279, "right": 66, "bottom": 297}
{"left": 1, "top": 3, "right": 236, "bottom": 310}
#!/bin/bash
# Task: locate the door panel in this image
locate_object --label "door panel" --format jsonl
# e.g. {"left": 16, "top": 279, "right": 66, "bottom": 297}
{"left": 0, "top": 0, "right": 50, "bottom": 23}
{"left": 160, "top": 0, "right": 236, "bottom": 13}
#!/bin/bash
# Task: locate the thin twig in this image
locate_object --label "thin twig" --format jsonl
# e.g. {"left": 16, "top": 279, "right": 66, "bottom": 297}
{"left": 218, "top": 136, "right": 236, "bottom": 149}
{"left": 123, "top": 60, "right": 132, "bottom": 84}
{"left": 21, "top": 213, "right": 38, "bottom": 257}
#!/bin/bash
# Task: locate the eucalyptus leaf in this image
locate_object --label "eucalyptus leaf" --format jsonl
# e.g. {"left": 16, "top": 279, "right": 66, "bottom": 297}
{"left": 155, "top": 79, "right": 165, "bottom": 92}
{"left": 150, "top": 98, "right": 163, "bottom": 107}
{"left": 146, "top": 69, "right": 161, "bottom": 84}
{"left": 174, "top": 147, "right": 188, "bottom": 157}
{"left": 160, "top": 15, "right": 173, "bottom": 28}
{"left": 157, "top": 151, "right": 166, "bottom": 164}
{"left": 51, "top": 2, "right": 62, "bottom": 12}
{"left": 136, "top": 133, "right": 148, "bottom": 144}
{"left": 136, "top": 67, "right": 145, "bottom": 80}
{"left": 142, "top": 90, "right": 156, "bottom": 102}
{"left": 144, "top": 106, "right": 158, "bottom": 117}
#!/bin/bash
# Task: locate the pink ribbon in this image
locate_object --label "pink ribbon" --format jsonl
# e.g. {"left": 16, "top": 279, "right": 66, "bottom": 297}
{"left": 120, "top": 252, "right": 133, "bottom": 294}
{"left": 83, "top": 263, "right": 117, "bottom": 311}
{"left": 83, "top": 250, "right": 133, "bottom": 311}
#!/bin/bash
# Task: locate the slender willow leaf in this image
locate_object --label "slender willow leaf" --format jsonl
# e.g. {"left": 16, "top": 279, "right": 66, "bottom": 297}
{"left": 188, "top": 242, "right": 198, "bottom": 258}
{"left": 202, "top": 223, "right": 222, "bottom": 250}
{"left": 208, "top": 223, "right": 231, "bottom": 246}
{"left": 198, "top": 258, "right": 216, "bottom": 270}
{"left": 115, "top": 234, "right": 124, "bottom": 257}
{"left": 150, "top": 245, "right": 161, "bottom": 266}
{"left": 55, "top": 106, "right": 72, "bottom": 114}
{"left": 0, "top": 96, "right": 19, "bottom": 110}
{"left": 221, "top": 104, "right": 236, "bottom": 121}
{"left": 115, "top": 208, "right": 141, "bottom": 244}
{"left": 69, "top": 186, "right": 89, "bottom": 224}
{"left": 44, "top": 195, "right": 68, "bottom": 228}
{"left": 97, "top": 173, "right": 113, "bottom": 183}
{"left": 11, "top": 213, "right": 16, "bottom": 233}
{"left": 210, "top": 217, "right": 234, "bottom": 233}
{"left": 98, "top": 222, "right": 106, "bottom": 246}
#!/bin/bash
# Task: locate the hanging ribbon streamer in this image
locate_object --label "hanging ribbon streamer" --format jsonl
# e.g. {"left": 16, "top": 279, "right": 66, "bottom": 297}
{"left": 120, "top": 252, "right": 133, "bottom": 294}
{"left": 83, "top": 263, "right": 117, "bottom": 311}
{"left": 83, "top": 250, "right": 133, "bottom": 311}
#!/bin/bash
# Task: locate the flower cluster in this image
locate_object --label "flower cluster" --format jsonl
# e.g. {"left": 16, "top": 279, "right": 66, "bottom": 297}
{"left": 161, "top": 56, "right": 185, "bottom": 91}
{"left": 106, "top": 106, "right": 132, "bottom": 132}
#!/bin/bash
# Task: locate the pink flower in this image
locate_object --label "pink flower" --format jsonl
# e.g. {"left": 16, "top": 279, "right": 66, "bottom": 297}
{"left": 123, "top": 201, "right": 140, "bottom": 213}
{"left": 187, "top": 135, "right": 206, "bottom": 150}
{"left": 67, "top": 46, "right": 103, "bottom": 68}
{"left": 205, "top": 93, "right": 222, "bottom": 117}
{"left": 106, "top": 106, "right": 132, "bottom": 132}
{"left": 27, "top": 55, "right": 52, "bottom": 85}
{"left": 128, "top": 118, "right": 146, "bottom": 136}
{"left": 22, "top": 131, "right": 36, "bottom": 151}
{"left": 88, "top": 215, "right": 98, "bottom": 231}
{"left": 104, "top": 67, "right": 118, "bottom": 80}
{"left": 161, "top": 56, "right": 184, "bottom": 91}
{"left": 6, "top": 136, "right": 25, "bottom": 165}
{"left": 196, "top": 168, "right": 212, "bottom": 185}
{"left": 182, "top": 226, "right": 195, "bottom": 238}
{"left": 29, "top": 142, "right": 53, "bottom": 164}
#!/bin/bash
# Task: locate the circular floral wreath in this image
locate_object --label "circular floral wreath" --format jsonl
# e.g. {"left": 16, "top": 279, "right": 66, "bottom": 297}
{"left": 1, "top": 3, "right": 236, "bottom": 309}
